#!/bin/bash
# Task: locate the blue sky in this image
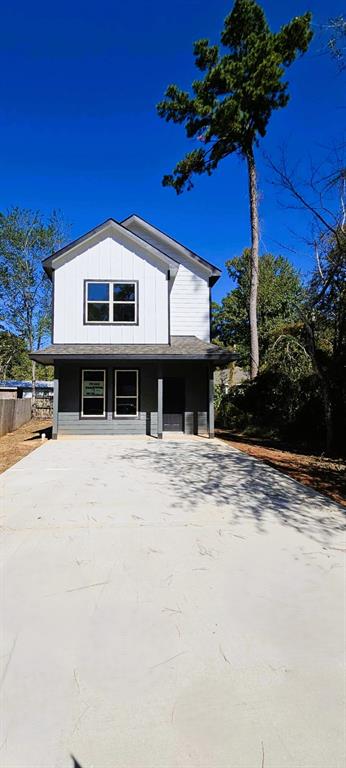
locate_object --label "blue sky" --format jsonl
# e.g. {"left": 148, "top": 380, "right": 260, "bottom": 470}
{"left": 0, "top": 0, "right": 344, "bottom": 302}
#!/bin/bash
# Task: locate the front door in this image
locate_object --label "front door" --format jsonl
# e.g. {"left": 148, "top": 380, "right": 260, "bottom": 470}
{"left": 163, "top": 377, "right": 185, "bottom": 431}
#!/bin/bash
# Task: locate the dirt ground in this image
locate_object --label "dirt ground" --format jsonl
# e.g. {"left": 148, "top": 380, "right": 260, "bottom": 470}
{"left": 0, "top": 418, "right": 52, "bottom": 474}
{"left": 216, "top": 429, "right": 346, "bottom": 508}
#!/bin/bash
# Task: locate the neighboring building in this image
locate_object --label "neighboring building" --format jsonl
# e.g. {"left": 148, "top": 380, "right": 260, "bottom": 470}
{"left": 0, "top": 383, "right": 17, "bottom": 400}
{"left": 31, "top": 216, "right": 235, "bottom": 438}
{"left": 215, "top": 365, "right": 249, "bottom": 392}
{"left": 0, "top": 380, "right": 54, "bottom": 399}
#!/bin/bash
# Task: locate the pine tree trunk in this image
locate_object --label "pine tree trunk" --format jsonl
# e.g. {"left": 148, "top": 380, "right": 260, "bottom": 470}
{"left": 246, "top": 147, "right": 260, "bottom": 379}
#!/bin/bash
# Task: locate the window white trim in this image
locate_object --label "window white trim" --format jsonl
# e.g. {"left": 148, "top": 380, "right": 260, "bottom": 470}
{"left": 85, "top": 281, "right": 137, "bottom": 324}
{"left": 114, "top": 369, "right": 139, "bottom": 418}
{"left": 81, "top": 369, "right": 106, "bottom": 418}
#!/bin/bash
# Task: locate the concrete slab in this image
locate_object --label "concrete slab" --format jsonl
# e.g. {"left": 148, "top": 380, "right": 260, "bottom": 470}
{"left": 0, "top": 438, "right": 345, "bottom": 768}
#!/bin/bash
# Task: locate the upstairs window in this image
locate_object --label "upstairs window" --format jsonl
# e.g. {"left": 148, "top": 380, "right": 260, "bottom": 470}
{"left": 113, "top": 282, "right": 136, "bottom": 322}
{"left": 86, "top": 282, "right": 110, "bottom": 322}
{"left": 86, "top": 281, "right": 137, "bottom": 324}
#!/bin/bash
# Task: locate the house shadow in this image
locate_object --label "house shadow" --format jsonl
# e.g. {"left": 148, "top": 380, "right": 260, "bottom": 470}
{"left": 25, "top": 425, "right": 52, "bottom": 441}
{"left": 117, "top": 440, "right": 345, "bottom": 543}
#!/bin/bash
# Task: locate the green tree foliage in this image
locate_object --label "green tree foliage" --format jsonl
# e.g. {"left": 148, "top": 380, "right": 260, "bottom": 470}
{"left": 214, "top": 235, "right": 346, "bottom": 455}
{"left": 0, "top": 208, "right": 66, "bottom": 387}
{"left": 269, "top": 151, "right": 346, "bottom": 455}
{"left": 301, "top": 229, "right": 346, "bottom": 455}
{"left": 157, "top": 0, "right": 313, "bottom": 378}
{"left": 213, "top": 249, "right": 306, "bottom": 373}
{"left": 0, "top": 331, "right": 54, "bottom": 381}
{"left": 0, "top": 332, "right": 28, "bottom": 380}
{"left": 216, "top": 159, "right": 346, "bottom": 456}
{"left": 217, "top": 370, "right": 326, "bottom": 448}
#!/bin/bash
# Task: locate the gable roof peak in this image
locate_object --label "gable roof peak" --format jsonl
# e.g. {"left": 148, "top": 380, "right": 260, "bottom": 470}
{"left": 121, "top": 213, "right": 221, "bottom": 284}
{"left": 42, "top": 217, "right": 179, "bottom": 278}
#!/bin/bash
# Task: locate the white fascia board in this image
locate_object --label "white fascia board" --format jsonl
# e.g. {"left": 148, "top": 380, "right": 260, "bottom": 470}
{"left": 47, "top": 219, "right": 179, "bottom": 276}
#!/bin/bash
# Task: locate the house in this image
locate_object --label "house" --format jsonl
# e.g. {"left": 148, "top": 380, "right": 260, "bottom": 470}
{"left": 31, "top": 215, "right": 235, "bottom": 438}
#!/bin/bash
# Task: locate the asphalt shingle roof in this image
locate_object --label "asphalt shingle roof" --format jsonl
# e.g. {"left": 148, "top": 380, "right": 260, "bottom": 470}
{"left": 30, "top": 336, "right": 236, "bottom": 364}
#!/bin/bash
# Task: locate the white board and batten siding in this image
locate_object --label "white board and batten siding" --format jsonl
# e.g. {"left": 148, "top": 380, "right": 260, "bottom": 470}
{"left": 53, "top": 235, "right": 169, "bottom": 344}
{"left": 123, "top": 219, "right": 211, "bottom": 342}
{"left": 170, "top": 266, "right": 210, "bottom": 342}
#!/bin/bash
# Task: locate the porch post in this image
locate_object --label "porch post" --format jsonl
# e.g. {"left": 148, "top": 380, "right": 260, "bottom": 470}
{"left": 52, "top": 371, "right": 59, "bottom": 440}
{"left": 157, "top": 366, "right": 163, "bottom": 439}
{"left": 208, "top": 366, "right": 214, "bottom": 439}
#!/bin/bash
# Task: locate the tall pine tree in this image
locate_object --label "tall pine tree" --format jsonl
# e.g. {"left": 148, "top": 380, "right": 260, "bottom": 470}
{"left": 157, "top": 0, "right": 312, "bottom": 378}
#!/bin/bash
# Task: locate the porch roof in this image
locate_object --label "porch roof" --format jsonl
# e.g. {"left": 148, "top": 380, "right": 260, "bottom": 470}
{"left": 30, "top": 336, "right": 236, "bottom": 365}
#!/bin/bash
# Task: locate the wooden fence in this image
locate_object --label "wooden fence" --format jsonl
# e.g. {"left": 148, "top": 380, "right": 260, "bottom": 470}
{"left": 0, "top": 399, "right": 32, "bottom": 437}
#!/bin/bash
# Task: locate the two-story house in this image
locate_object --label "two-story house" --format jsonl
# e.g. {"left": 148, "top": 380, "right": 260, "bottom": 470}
{"left": 31, "top": 215, "right": 235, "bottom": 438}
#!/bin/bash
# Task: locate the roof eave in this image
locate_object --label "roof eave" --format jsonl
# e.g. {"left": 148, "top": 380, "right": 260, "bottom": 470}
{"left": 43, "top": 263, "right": 53, "bottom": 279}
{"left": 30, "top": 351, "right": 237, "bottom": 365}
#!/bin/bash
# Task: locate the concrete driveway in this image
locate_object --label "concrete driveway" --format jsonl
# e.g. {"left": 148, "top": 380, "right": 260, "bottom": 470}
{"left": 0, "top": 437, "right": 345, "bottom": 768}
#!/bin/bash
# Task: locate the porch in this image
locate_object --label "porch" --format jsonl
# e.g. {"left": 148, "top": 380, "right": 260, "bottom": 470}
{"left": 53, "top": 360, "right": 215, "bottom": 439}
{"left": 31, "top": 336, "right": 236, "bottom": 440}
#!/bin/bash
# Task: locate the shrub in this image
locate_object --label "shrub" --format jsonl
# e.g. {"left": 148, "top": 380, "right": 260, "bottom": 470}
{"left": 215, "top": 370, "right": 326, "bottom": 449}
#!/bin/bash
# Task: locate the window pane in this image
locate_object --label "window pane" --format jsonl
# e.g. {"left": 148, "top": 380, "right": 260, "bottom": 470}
{"left": 83, "top": 398, "right": 104, "bottom": 416}
{"left": 83, "top": 372, "right": 104, "bottom": 397}
{"left": 84, "top": 370, "right": 104, "bottom": 382}
{"left": 117, "top": 371, "right": 137, "bottom": 397}
{"left": 88, "top": 283, "right": 109, "bottom": 301}
{"left": 113, "top": 303, "right": 135, "bottom": 322}
{"left": 116, "top": 398, "right": 137, "bottom": 415}
{"left": 88, "top": 303, "right": 109, "bottom": 322}
{"left": 113, "top": 283, "right": 135, "bottom": 301}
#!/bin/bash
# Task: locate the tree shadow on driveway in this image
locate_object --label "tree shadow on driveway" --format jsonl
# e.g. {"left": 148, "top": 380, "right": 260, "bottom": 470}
{"left": 117, "top": 440, "right": 345, "bottom": 543}
{"left": 71, "top": 758, "right": 83, "bottom": 768}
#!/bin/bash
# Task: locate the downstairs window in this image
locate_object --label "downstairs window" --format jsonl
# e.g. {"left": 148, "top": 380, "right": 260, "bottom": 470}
{"left": 114, "top": 370, "right": 138, "bottom": 417}
{"left": 81, "top": 369, "right": 106, "bottom": 417}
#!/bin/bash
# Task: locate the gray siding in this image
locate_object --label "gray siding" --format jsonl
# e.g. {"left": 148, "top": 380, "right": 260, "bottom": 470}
{"left": 57, "top": 360, "right": 208, "bottom": 437}
{"left": 58, "top": 412, "right": 150, "bottom": 435}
